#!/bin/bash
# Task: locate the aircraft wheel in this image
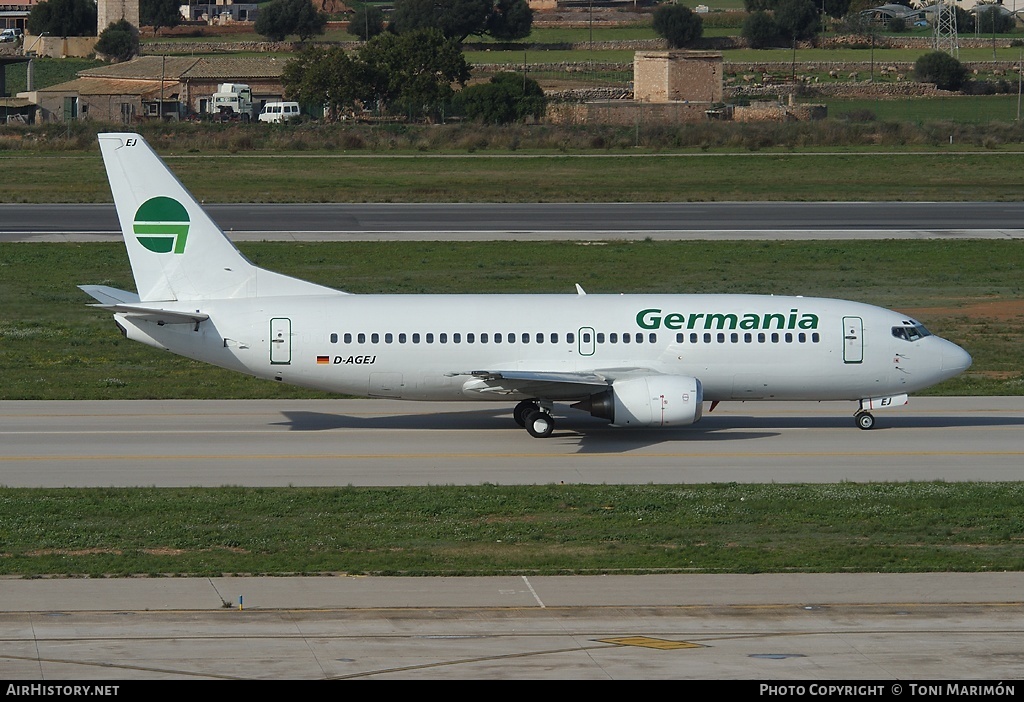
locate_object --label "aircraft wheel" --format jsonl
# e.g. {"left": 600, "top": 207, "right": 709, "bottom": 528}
{"left": 525, "top": 410, "right": 554, "bottom": 438}
{"left": 513, "top": 400, "right": 539, "bottom": 428}
{"left": 856, "top": 411, "right": 875, "bottom": 430}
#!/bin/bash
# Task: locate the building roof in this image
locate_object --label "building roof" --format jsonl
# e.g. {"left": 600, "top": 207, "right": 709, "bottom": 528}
{"left": 77, "top": 55, "right": 287, "bottom": 82}
{"left": 35, "top": 76, "right": 177, "bottom": 99}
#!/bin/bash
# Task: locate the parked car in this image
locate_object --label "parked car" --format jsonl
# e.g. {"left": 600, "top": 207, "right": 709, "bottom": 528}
{"left": 259, "top": 101, "right": 301, "bottom": 123}
{"left": 1, "top": 28, "right": 23, "bottom": 42}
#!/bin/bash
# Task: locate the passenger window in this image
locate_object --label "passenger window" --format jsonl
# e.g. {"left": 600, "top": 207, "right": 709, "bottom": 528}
{"left": 676, "top": 333, "right": 684, "bottom": 343}
{"left": 717, "top": 333, "right": 725, "bottom": 343}
{"left": 798, "top": 333, "right": 806, "bottom": 343}
{"left": 691, "top": 333, "right": 698, "bottom": 343}
{"left": 481, "top": 333, "right": 488, "bottom": 343}
{"left": 330, "top": 333, "right": 338, "bottom": 343}
{"left": 439, "top": 333, "right": 447, "bottom": 344}
{"left": 567, "top": 332, "right": 575, "bottom": 343}
{"left": 581, "top": 333, "right": 590, "bottom": 343}
{"left": 453, "top": 333, "right": 461, "bottom": 343}
{"left": 758, "top": 333, "right": 765, "bottom": 343}
{"left": 385, "top": 333, "right": 393, "bottom": 344}
{"left": 551, "top": 333, "right": 558, "bottom": 343}
{"left": 785, "top": 333, "right": 793, "bottom": 343}
{"left": 609, "top": 333, "right": 618, "bottom": 343}
{"left": 597, "top": 333, "right": 605, "bottom": 343}
{"left": 399, "top": 333, "right": 407, "bottom": 343}
{"left": 649, "top": 333, "right": 657, "bottom": 343}
{"left": 730, "top": 333, "right": 738, "bottom": 343}
{"left": 494, "top": 333, "right": 501, "bottom": 344}
{"left": 412, "top": 333, "right": 420, "bottom": 343}
{"left": 521, "top": 333, "right": 529, "bottom": 344}
{"left": 744, "top": 333, "right": 752, "bottom": 343}
{"left": 371, "top": 333, "right": 379, "bottom": 343}
{"left": 358, "top": 333, "right": 366, "bottom": 343}
{"left": 507, "top": 333, "right": 515, "bottom": 343}
{"left": 536, "top": 333, "right": 544, "bottom": 343}
{"left": 344, "top": 333, "right": 352, "bottom": 343}
{"left": 426, "top": 333, "right": 434, "bottom": 343}
{"left": 812, "top": 333, "right": 820, "bottom": 343}
{"left": 622, "top": 333, "right": 630, "bottom": 344}
{"left": 771, "top": 333, "right": 779, "bottom": 343}
{"left": 703, "top": 333, "right": 711, "bottom": 343}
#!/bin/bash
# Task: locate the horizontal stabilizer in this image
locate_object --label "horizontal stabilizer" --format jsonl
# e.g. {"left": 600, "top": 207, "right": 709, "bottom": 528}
{"left": 78, "top": 285, "right": 141, "bottom": 306}
{"left": 81, "top": 285, "right": 209, "bottom": 326}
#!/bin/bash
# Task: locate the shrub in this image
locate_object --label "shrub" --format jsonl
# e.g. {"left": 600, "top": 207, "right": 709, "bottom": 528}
{"left": 914, "top": 51, "right": 969, "bottom": 91}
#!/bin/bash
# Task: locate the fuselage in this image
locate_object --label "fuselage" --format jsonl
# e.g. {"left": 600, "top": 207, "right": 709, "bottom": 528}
{"left": 115, "top": 292, "right": 972, "bottom": 403}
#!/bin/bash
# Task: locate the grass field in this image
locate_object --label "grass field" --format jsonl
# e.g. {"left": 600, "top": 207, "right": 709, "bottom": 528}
{"left": 4, "top": 147, "right": 1024, "bottom": 203}
{"left": 2, "top": 483, "right": 1024, "bottom": 577}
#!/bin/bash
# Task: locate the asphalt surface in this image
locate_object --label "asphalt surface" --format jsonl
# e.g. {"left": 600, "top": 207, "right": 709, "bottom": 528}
{"left": 3, "top": 202, "right": 1024, "bottom": 241}
{"left": 2, "top": 397, "right": 1023, "bottom": 487}
{"left": 3, "top": 573, "right": 1024, "bottom": 680}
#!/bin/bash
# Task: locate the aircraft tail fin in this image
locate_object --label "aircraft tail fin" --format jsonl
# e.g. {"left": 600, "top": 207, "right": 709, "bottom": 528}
{"left": 98, "top": 133, "right": 342, "bottom": 303}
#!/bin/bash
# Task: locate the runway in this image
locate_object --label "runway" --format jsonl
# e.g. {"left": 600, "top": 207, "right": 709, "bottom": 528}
{"left": 1, "top": 397, "right": 1022, "bottom": 487}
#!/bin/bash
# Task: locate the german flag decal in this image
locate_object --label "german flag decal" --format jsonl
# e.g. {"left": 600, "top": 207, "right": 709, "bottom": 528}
{"left": 316, "top": 356, "right": 330, "bottom": 364}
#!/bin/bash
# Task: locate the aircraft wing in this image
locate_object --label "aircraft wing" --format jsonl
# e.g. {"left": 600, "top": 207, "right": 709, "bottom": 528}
{"left": 458, "top": 368, "right": 657, "bottom": 400}
{"left": 80, "top": 285, "right": 208, "bottom": 326}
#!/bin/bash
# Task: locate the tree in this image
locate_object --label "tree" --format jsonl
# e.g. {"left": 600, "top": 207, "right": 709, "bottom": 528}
{"left": 348, "top": 4, "right": 385, "bottom": 41}
{"left": 742, "top": 10, "right": 780, "bottom": 49}
{"left": 821, "top": 0, "right": 851, "bottom": 20}
{"left": 357, "top": 28, "right": 470, "bottom": 119}
{"left": 774, "top": 0, "right": 820, "bottom": 41}
{"left": 255, "top": 0, "right": 327, "bottom": 42}
{"left": 294, "top": 0, "right": 328, "bottom": 41}
{"left": 484, "top": 0, "right": 533, "bottom": 41}
{"left": 652, "top": 4, "right": 704, "bottom": 49}
{"left": 455, "top": 72, "right": 544, "bottom": 123}
{"left": 95, "top": 19, "right": 139, "bottom": 62}
{"left": 283, "top": 46, "right": 372, "bottom": 120}
{"left": 27, "top": 0, "right": 96, "bottom": 38}
{"left": 284, "top": 28, "right": 470, "bottom": 121}
{"left": 914, "top": 51, "right": 968, "bottom": 91}
{"left": 389, "top": 0, "right": 532, "bottom": 42}
{"left": 140, "top": 0, "right": 181, "bottom": 36}
{"left": 975, "top": 4, "right": 1015, "bottom": 34}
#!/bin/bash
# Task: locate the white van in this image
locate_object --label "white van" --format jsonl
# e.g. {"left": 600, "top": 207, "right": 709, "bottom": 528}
{"left": 258, "top": 101, "right": 301, "bottom": 123}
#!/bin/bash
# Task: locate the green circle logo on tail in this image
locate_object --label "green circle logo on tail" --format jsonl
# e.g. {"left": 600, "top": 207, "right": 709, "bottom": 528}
{"left": 133, "top": 197, "right": 190, "bottom": 254}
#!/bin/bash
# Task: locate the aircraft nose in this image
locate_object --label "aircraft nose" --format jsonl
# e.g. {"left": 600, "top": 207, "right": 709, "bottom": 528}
{"left": 942, "top": 343, "right": 972, "bottom": 373}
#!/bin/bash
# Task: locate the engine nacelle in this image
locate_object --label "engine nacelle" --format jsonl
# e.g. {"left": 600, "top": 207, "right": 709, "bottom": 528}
{"left": 574, "top": 375, "right": 704, "bottom": 427}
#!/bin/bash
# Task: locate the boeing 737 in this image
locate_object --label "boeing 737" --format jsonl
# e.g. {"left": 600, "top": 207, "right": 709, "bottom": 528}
{"left": 81, "top": 133, "right": 973, "bottom": 437}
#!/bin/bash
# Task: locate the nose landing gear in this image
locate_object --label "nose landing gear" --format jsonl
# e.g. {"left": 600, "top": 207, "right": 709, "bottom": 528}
{"left": 855, "top": 410, "right": 875, "bottom": 430}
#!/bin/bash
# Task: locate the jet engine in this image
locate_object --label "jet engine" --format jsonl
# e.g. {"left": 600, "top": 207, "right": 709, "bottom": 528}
{"left": 573, "top": 375, "right": 704, "bottom": 427}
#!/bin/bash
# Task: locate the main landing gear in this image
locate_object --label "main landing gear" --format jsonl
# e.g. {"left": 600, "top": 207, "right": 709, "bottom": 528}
{"left": 855, "top": 410, "right": 875, "bottom": 430}
{"left": 513, "top": 399, "right": 554, "bottom": 438}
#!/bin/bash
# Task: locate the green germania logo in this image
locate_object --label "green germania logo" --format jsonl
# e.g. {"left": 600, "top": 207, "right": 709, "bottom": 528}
{"left": 133, "top": 197, "right": 190, "bottom": 254}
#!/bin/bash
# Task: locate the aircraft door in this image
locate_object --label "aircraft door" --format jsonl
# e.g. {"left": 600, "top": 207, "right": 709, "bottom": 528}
{"left": 843, "top": 316, "right": 863, "bottom": 364}
{"left": 578, "top": 327, "right": 595, "bottom": 356}
{"left": 270, "top": 317, "right": 292, "bottom": 365}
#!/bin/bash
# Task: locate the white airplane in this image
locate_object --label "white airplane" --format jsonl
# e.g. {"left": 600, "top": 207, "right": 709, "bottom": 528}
{"left": 82, "top": 133, "right": 973, "bottom": 437}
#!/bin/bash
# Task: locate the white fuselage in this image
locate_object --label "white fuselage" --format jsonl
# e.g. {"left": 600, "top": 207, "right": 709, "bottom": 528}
{"left": 115, "top": 293, "right": 971, "bottom": 404}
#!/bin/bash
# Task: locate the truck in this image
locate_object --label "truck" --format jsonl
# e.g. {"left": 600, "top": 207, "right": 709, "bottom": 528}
{"left": 208, "top": 83, "right": 253, "bottom": 122}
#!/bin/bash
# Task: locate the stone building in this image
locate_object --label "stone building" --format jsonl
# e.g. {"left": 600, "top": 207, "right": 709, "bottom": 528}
{"left": 23, "top": 55, "right": 287, "bottom": 122}
{"left": 549, "top": 50, "right": 725, "bottom": 126}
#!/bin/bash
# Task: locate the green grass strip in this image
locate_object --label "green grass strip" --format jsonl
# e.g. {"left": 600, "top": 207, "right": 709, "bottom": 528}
{"left": 2, "top": 483, "right": 1023, "bottom": 577}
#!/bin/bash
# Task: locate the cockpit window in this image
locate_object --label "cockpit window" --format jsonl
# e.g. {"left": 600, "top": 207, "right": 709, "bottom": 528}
{"left": 892, "top": 324, "right": 932, "bottom": 342}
